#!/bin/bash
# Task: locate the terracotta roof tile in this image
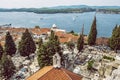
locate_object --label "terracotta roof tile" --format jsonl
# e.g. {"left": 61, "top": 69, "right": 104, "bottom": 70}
{"left": 27, "top": 66, "right": 53, "bottom": 80}
{"left": 0, "top": 41, "right": 4, "bottom": 46}
{"left": 31, "top": 28, "right": 50, "bottom": 35}
{"left": 55, "top": 32, "right": 79, "bottom": 43}
{"left": 59, "top": 37, "right": 70, "bottom": 43}
{"left": 27, "top": 66, "right": 82, "bottom": 80}
{"left": 96, "top": 37, "right": 109, "bottom": 45}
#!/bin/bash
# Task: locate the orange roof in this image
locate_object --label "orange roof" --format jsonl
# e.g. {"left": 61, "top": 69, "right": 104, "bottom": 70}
{"left": 30, "top": 28, "right": 51, "bottom": 35}
{"left": 27, "top": 66, "right": 82, "bottom": 80}
{"left": 96, "top": 37, "right": 109, "bottom": 45}
{"left": 55, "top": 31, "right": 65, "bottom": 37}
{"left": 59, "top": 37, "right": 70, "bottom": 43}
{"left": 0, "top": 41, "right": 4, "bottom": 46}
{"left": 40, "top": 28, "right": 50, "bottom": 33}
{"left": 1, "top": 27, "right": 26, "bottom": 33}
{"left": 55, "top": 32, "right": 79, "bottom": 43}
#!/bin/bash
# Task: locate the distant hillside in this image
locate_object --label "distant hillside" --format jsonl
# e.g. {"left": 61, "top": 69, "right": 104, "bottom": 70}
{"left": 0, "top": 7, "right": 95, "bottom": 14}
{"left": 49, "top": 5, "right": 90, "bottom": 9}
{"left": 91, "top": 6, "right": 120, "bottom": 9}
{"left": 0, "top": 5, "right": 120, "bottom": 14}
{"left": 50, "top": 5, "right": 120, "bottom": 9}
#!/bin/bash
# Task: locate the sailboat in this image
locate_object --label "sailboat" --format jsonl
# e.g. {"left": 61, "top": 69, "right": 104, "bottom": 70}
{"left": 73, "top": 17, "right": 76, "bottom": 21}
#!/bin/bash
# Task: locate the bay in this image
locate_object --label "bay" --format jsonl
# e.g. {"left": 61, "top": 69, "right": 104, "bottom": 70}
{"left": 0, "top": 12, "right": 120, "bottom": 37}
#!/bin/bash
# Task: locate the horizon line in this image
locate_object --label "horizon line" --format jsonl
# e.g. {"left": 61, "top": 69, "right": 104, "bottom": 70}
{"left": 0, "top": 4, "right": 120, "bottom": 9}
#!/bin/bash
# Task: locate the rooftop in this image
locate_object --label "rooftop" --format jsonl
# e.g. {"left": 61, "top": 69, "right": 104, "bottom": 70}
{"left": 27, "top": 66, "right": 82, "bottom": 80}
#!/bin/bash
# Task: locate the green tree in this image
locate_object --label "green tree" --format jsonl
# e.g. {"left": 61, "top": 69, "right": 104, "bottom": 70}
{"left": 1, "top": 53, "right": 16, "bottom": 79}
{"left": 35, "top": 25, "right": 40, "bottom": 28}
{"left": 77, "top": 26, "right": 84, "bottom": 52}
{"left": 87, "top": 60, "right": 94, "bottom": 71}
{"left": 69, "top": 30, "right": 74, "bottom": 34}
{"left": 77, "top": 34, "right": 84, "bottom": 52}
{"left": 37, "top": 43, "right": 51, "bottom": 68}
{"left": 37, "top": 31, "right": 63, "bottom": 68}
{"left": 4, "top": 31, "right": 16, "bottom": 56}
{"left": 48, "top": 31, "right": 63, "bottom": 57}
{"left": 66, "top": 41, "right": 75, "bottom": 51}
{"left": 0, "top": 44, "right": 4, "bottom": 60}
{"left": 109, "top": 25, "right": 120, "bottom": 51}
{"left": 18, "top": 29, "right": 36, "bottom": 57}
{"left": 88, "top": 16, "right": 97, "bottom": 45}
{"left": 38, "top": 38, "right": 43, "bottom": 48}
{"left": 69, "top": 30, "right": 78, "bottom": 36}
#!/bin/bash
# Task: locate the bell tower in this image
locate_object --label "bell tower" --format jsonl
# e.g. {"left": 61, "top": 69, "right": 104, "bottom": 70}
{"left": 53, "top": 53, "right": 61, "bottom": 68}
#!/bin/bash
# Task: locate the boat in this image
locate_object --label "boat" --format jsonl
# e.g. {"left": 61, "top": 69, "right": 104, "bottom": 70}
{"left": 73, "top": 17, "right": 76, "bottom": 21}
{"left": 40, "top": 17, "right": 43, "bottom": 20}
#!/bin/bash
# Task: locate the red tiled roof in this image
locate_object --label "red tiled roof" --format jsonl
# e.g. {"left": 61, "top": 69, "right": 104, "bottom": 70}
{"left": 55, "top": 32, "right": 79, "bottom": 43}
{"left": 30, "top": 28, "right": 50, "bottom": 35}
{"left": 0, "top": 41, "right": 4, "bottom": 46}
{"left": 59, "top": 37, "right": 70, "bottom": 43}
{"left": 96, "top": 37, "right": 109, "bottom": 45}
{"left": 27, "top": 66, "right": 82, "bottom": 80}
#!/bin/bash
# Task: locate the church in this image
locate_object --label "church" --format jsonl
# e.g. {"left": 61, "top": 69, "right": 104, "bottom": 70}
{"left": 27, "top": 53, "right": 82, "bottom": 80}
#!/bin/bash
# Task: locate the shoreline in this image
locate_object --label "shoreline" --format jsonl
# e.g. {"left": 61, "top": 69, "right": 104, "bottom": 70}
{"left": 0, "top": 10, "right": 120, "bottom": 14}
{"left": 0, "top": 26, "right": 110, "bottom": 46}
{"left": 0, "top": 26, "right": 110, "bottom": 38}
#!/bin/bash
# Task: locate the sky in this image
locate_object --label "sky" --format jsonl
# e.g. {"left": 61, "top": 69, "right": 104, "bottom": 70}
{"left": 0, "top": 0, "right": 120, "bottom": 8}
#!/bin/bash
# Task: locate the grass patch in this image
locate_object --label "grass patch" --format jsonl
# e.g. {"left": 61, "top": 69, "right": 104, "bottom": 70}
{"left": 87, "top": 60, "right": 94, "bottom": 70}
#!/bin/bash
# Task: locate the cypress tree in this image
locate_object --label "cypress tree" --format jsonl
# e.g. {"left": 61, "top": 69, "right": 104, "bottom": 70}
{"left": 110, "top": 25, "right": 120, "bottom": 51}
{"left": 18, "top": 29, "right": 36, "bottom": 57}
{"left": 88, "top": 16, "right": 97, "bottom": 45}
{"left": 38, "top": 38, "right": 43, "bottom": 48}
{"left": 77, "top": 25, "right": 84, "bottom": 52}
{"left": 0, "top": 44, "right": 4, "bottom": 60}
{"left": 37, "top": 31, "right": 63, "bottom": 68}
{"left": 4, "top": 31, "right": 16, "bottom": 56}
{"left": 1, "top": 53, "right": 16, "bottom": 79}
{"left": 77, "top": 34, "right": 84, "bottom": 52}
{"left": 48, "top": 31, "right": 63, "bottom": 57}
{"left": 37, "top": 43, "right": 51, "bottom": 68}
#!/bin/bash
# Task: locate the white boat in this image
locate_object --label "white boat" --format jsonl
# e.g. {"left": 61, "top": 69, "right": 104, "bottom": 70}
{"left": 73, "top": 16, "right": 77, "bottom": 21}
{"left": 73, "top": 17, "right": 75, "bottom": 21}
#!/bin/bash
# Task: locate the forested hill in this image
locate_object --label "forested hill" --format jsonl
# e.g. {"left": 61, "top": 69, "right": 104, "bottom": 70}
{"left": 0, "top": 8, "right": 95, "bottom": 13}
{"left": 50, "top": 5, "right": 120, "bottom": 9}
{"left": 0, "top": 5, "right": 120, "bottom": 14}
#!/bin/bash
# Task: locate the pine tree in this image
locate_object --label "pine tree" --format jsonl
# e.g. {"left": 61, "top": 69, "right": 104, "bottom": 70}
{"left": 18, "top": 29, "right": 36, "bottom": 57}
{"left": 1, "top": 53, "right": 16, "bottom": 79}
{"left": 88, "top": 16, "right": 97, "bottom": 45}
{"left": 37, "top": 31, "right": 63, "bottom": 68}
{"left": 77, "top": 25, "right": 84, "bottom": 52}
{"left": 4, "top": 31, "right": 16, "bottom": 56}
{"left": 109, "top": 25, "right": 120, "bottom": 51}
{"left": 0, "top": 44, "right": 4, "bottom": 60}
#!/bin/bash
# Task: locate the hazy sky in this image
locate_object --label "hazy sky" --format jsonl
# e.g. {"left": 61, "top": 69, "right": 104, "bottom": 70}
{"left": 0, "top": 0, "right": 120, "bottom": 8}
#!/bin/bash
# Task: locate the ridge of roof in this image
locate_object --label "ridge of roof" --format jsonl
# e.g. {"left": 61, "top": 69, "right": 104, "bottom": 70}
{"left": 27, "top": 66, "right": 82, "bottom": 80}
{"left": 27, "top": 66, "right": 53, "bottom": 80}
{"left": 62, "top": 69, "right": 73, "bottom": 80}
{"left": 61, "top": 68, "right": 82, "bottom": 80}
